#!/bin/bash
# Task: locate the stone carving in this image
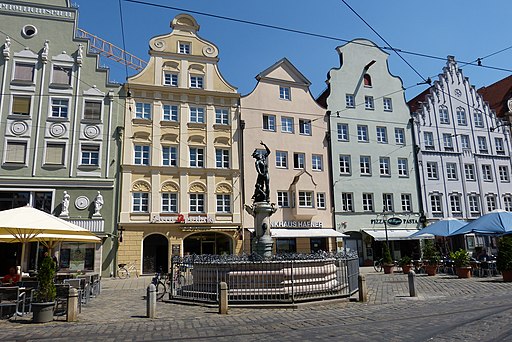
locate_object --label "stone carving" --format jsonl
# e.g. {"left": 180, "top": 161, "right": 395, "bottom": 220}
{"left": 49, "top": 123, "right": 66, "bottom": 137}
{"left": 189, "top": 183, "right": 206, "bottom": 193}
{"left": 132, "top": 181, "right": 151, "bottom": 192}
{"left": 251, "top": 141, "right": 271, "bottom": 203}
{"left": 11, "top": 121, "right": 28, "bottom": 136}
{"left": 60, "top": 191, "right": 70, "bottom": 217}
{"left": 84, "top": 125, "right": 100, "bottom": 139}
{"left": 77, "top": 43, "right": 83, "bottom": 64}
{"left": 93, "top": 191, "right": 103, "bottom": 217}
{"left": 74, "top": 196, "right": 89, "bottom": 210}
{"left": 216, "top": 184, "right": 232, "bottom": 194}
{"left": 161, "top": 182, "right": 179, "bottom": 193}
{"left": 3, "top": 36, "right": 10, "bottom": 58}
{"left": 41, "top": 40, "right": 49, "bottom": 62}
{"left": 202, "top": 45, "right": 217, "bottom": 58}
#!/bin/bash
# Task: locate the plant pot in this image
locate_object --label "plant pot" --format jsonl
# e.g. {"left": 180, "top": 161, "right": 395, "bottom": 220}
{"left": 383, "top": 264, "right": 394, "bottom": 274}
{"left": 32, "top": 302, "right": 55, "bottom": 323}
{"left": 456, "top": 266, "right": 472, "bottom": 279}
{"left": 425, "top": 264, "right": 437, "bottom": 276}
{"left": 502, "top": 270, "right": 512, "bottom": 282}
{"left": 402, "top": 264, "right": 413, "bottom": 274}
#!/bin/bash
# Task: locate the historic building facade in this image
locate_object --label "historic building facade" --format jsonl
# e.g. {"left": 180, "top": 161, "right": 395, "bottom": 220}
{"left": 117, "top": 14, "right": 242, "bottom": 274}
{"left": 318, "top": 39, "right": 422, "bottom": 264}
{"left": 409, "top": 57, "right": 512, "bottom": 254}
{"left": 241, "top": 58, "right": 341, "bottom": 254}
{"left": 0, "top": 0, "right": 123, "bottom": 276}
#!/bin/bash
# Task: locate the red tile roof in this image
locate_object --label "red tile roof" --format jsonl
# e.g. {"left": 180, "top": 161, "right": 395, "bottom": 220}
{"left": 477, "top": 75, "right": 512, "bottom": 118}
{"left": 407, "top": 87, "right": 431, "bottom": 113}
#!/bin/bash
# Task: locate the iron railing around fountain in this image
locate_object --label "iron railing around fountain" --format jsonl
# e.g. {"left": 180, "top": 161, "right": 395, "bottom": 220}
{"left": 168, "top": 253, "right": 359, "bottom": 304}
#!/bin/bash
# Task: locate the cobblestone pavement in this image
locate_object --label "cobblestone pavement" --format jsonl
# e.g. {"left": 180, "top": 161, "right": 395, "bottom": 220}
{"left": 2, "top": 270, "right": 512, "bottom": 341}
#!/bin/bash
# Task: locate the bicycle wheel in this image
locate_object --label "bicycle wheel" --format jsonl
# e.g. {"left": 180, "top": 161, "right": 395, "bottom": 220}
{"left": 156, "top": 281, "right": 166, "bottom": 301}
{"left": 117, "top": 267, "right": 128, "bottom": 279}
{"left": 374, "top": 261, "right": 383, "bottom": 272}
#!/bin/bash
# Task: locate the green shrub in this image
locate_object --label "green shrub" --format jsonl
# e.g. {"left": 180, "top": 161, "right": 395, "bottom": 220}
{"left": 382, "top": 243, "right": 393, "bottom": 265}
{"left": 399, "top": 255, "right": 412, "bottom": 266}
{"left": 422, "top": 240, "right": 440, "bottom": 265}
{"left": 497, "top": 235, "right": 512, "bottom": 273}
{"left": 450, "top": 249, "right": 470, "bottom": 268}
{"left": 36, "top": 256, "right": 56, "bottom": 303}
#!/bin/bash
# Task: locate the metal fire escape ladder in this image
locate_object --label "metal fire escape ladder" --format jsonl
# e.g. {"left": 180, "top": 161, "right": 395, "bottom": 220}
{"left": 76, "top": 28, "right": 147, "bottom": 71}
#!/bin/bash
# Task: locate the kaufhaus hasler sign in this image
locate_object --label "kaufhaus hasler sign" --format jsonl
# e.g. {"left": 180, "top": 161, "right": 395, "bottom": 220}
{"left": 0, "top": 2, "right": 75, "bottom": 19}
{"left": 270, "top": 221, "right": 323, "bottom": 228}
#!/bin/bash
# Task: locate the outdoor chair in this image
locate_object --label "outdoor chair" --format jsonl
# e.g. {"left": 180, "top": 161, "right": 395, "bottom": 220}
{"left": 54, "top": 284, "right": 72, "bottom": 320}
{"left": 63, "top": 279, "right": 85, "bottom": 306}
{"left": 481, "top": 261, "right": 498, "bottom": 277}
{"left": 18, "top": 281, "right": 39, "bottom": 313}
{"left": 90, "top": 274, "right": 101, "bottom": 298}
{"left": 76, "top": 275, "right": 92, "bottom": 303}
{"left": 0, "top": 286, "right": 26, "bottom": 320}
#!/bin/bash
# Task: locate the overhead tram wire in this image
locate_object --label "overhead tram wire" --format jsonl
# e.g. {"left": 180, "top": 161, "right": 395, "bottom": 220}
{"left": 118, "top": 0, "right": 131, "bottom": 97}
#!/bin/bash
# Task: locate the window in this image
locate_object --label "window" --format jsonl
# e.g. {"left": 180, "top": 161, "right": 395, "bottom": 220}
{"left": 263, "top": 114, "right": 276, "bottom": 131}
{"left": 135, "top": 102, "right": 151, "bottom": 120}
{"left": 293, "top": 153, "right": 305, "bottom": 169}
{"left": 468, "top": 195, "right": 480, "bottom": 214}
{"left": 214, "top": 108, "right": 229, "bottom": 125}
{"left": 499, "top": 165, "right": 510, "bottom": 182}
{"left": 299, "top": 191, "right": 313, "bottom": 208}
{"left": 487, "top": 195, "right": 497, "bottom": 212}
{"left": 439, "top": 106, "right": 449, "bottom": 124}
{"left": 360, "top": 156, "right": 371, "bottom": 175}
{"left": 162, "top": 193, "right": 178, "bottom": 213}
{"left": 317, "top": 193, "right": 326, "bottom": 209}
{"left": 190, "top": 75, "right": 203, "bottom": 89}
{"left": 276, "top": 238, "right": 296, "bottom": 254}
{"left": 450, "top": 194, "right": 461, "bottom": 213}
{"left": 45, "top": 143, "right": 65, "bottom": 165}
{"left": 216, "top": 194, "right": 231, "bottom": 213}
{"left": 446, "top": 162, "right": 458, "bottom": 180}
{"left": 84, "top": 100, "right": 102, "bottom": 121}
{"left": 189, "top": 107, "right": 205, "bottom": 123}
{"left": 456, "top": 107, "right": 467, "bottom": 125}
{"left": 357, "top": 125, "right": 368, "bottom": 142}
{"left": 341, "top": 193, "right": 354, "bottom": 212}
{"left": 363, "top": 74, "right": 372, "bottom": 87}
{"left": 134, "top": 145, "right": 150, "bottom": 165}
{"left": 299, "top": 119, "right": 311, "bottom": 135}
{"left": 80, "top": 145, "right": 99, "bottom": 165}
{"left": 474, "top": 111, "right": 484, "bottom": 127}
{"left": 401, "top": 194, "right": 412, "bottom": 212}
{"left": 281, "top": 117, "right": 294, "bottom": 133}
{"left": 189, "top": 147, "right": 204, "bottom": 167}
{"left": 426, "top": 162, "right": 438, "bottom": 180}
{"left": 461, "top": 135, "right": 470, "bottom": 149}
{"left": 178, "top": 42, "right": 190, "bottom": 54}
{"left": 11, "top": 96, "right": 31, "bottom": 115}
{"left": 215, "top": 149, "right": 230, "bottom": 168}
{"left": 132, "top": 193, "right": 149, "bottom": 212}
{"left": 376, "top": 127, "right": 387, "bottom": 143}
{"left": 51, "top": 98, "right": 68, "bottom": 118}
{"left": 382, "top": 193, "right": 394, "bottom": 212}
{"left": 312, "top": 154, "right": 323, "bottom": 171}
{"left": 395, "top": 128, "right": 405, "bottom": 145}
{"left": 465, "top": 164, "right": 475, "bottom": 181}
{"left": 443, "top": 134, "right": 453, "bottom": 150}
{"left": 495, "top": 137, "right": 505, "bottom": 155}
{"left": 379, "top": 157, "right": 390, "bottom": 176}
{"left": 346, "top": 94, "right": 355, "bottom": 108}
{"left": 424, "top": 131, "right": 434, "bottom": 149}
{"left": 5, "top": 141, "right": 26, "bottom": 163}
{"left": 162, "top": 146, "right": 177, "bottom": 166}
{"left": 397, "top": 158, "right": 408, "bottom": 177}
{"left": 339, "top": 155, "right": 351, "bottom": 174}
{"left": 504, "top": 196, "right": 512, "bottom": 211}
{"left": 189, "top": 194, "right": 205, "bottom": 213}
{"left": 365, "top": 96, "right": 374, "bottom": 110}
{"left": 277, "top": 191, "right": 289, "bottom": 207}
{"left": 337, "top": 123, "right": 348, "bottom": 141}
{"left": 477, "top": 136, "right": 488, "bottom": 153}
{"left": 430, "top": 194, "right": 442, "bottom": 213}
{"left": 279, "top": 86, "right": 290, "bottom": 100}
{"left": 52, "top": 65, "right": 72, "bottom": 85}
{"left": 163, "top": 104, "right": 178, "bottom": 122}
{"left": 13, "top": 62, "right": 34, "bottom": 82}
{"left": 482, "top": 165, "right": 493, "bottom": 182}
{"left": 362, "top": 193, "right": 374, "bottom": 212}
{"left": 163, "top": 73, "right": 178, "bottom": 86}
{"left": 275, "top": 151, "right": 288, "bottom": 168}
{"left": 383, "top": 98, "right": 393, "bottom": 111}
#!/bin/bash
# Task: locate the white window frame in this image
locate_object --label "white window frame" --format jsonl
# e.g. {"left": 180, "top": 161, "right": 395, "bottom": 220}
{"left": 379, "top": 157, "right": 391, "bottom": 176}
{"left": 345, "top": 94, "right": 355, "bottom": 108}
{"left": 279, "top": 86, "right": 291, "bottom": 100}
{"left": 397, "top": 158, "right": 408, "bottom": 177}
{"left": 132, "top": 192, "right": 149, "bottom": 212}
{"left": 477, "top": 136, "right": 488, "bottom": 153}
{"left": 10, "top": 94, "right": 32, "bottom": 116}
{"left": 299, "top": 119, "right": 312, "bottom": 136}
{"left": 161, "top": 192, "right": 178, "bottom": 213}
{"left": 499, "top": 165, "right": 510, "bottom": 182}
{"left": 50, "top": 64, "right": 72, "bottom": 86}
{"left": 263, "top": 114, "right": 276, "bottom": 131}
{"left": 80, "top": 144, "right": 100, "bottom": 166}
{"left": 376, "top": 127, "right": 387, "bottom": 143}
{"left": 162, "top": 146, "right": 177, "bottom": 167}
{"left": 382, "top": 193, "right": 394, "bottom": 212}
{"left": 487, "top": 195, "right": 497, "bottom": 212}
{"left": 215, "top": 148, "right": 230, "bottom": 168}
{"left": 357, "top": 125, "right": 368, "bottom": 142}
{"left": 446, "top": 162, "right": 458, "bottom": 180}
{"left": 134, "top": 145, "right": 150, "bottom": 165}
{"left": 439, "top": 106, "right": 449, "bottom": 124}
{"left": 362, "top": 193, "right": 374, "bottom": 212}
{"left": 474, "top": 111, "right": 484, "bottom": 127}
{"left": 456, "top": 107, "right": 467, "bottom": 125}
{"left": 215, "top": 108, "right": 229, "bottom": 125}
{"left": 312, "top": 154, "right": 323, "bottom": 171}
{"left": 82, "top": 98, "right": 103, "bottom": 121}
{"left": 424, "top": 131, "right": 434, "bottom": 149}
{"left": 443, "top": 134, "right": 453, "bottom": 150}
{"left": 216, "top": 194, "right": 231, "bottom": 213}
{"left": 383, "top": 97, "right": 393, "bottom": 111}
{"left": 298, "top": 191, "right": 314, "bottom": 208}
{"left": 135, "top": 102, "right": 151, "bottom": 120}
{"left": 3, "top": 139, "right": 28, "bottom": 165}
{"left": 504, "top": 195, "right": 512, "bottom": 211}
{"left": 189, "top": 193, "right": 205, "bottom": 213}
{"left": 341, "top": 192, "right": 354, "bottom": 212}
{"left": 162, "top": 104, "right": 179, "bottom": 122}
{"left": 430, "top": 194, "right": 442, "bottom": 213}
{"left": 337, "top": 123, "right": 348, "bottom": 141}
{"left": 281, "top": 117, "right": 294, "bottom": 133}
{"left": 461, "top": 135, "right": 470, "bottom": 149}
{"left": 468, "top": 195, "right": 480, "bottom": 214}
{"left": 178, "top": 42, "right": 191, "bottom": 54}
{"left": 450, "top": 194, "right": 461, "bottom": 214}
{"left": 12, "top": 61, "right": 36, "bottom": 83}
{"left": 293, "top": 152, "right": 305, "bottom": 169}
{"left": 275, "top": 151, "right": 288, "bottom": 168}
{"left": 482, "top": 164, "right": 493, "bottom": 182}
{"left": 190, "top": 75, "right": 204, "bottom": 89}
{"left": 277, "top": 191, "right": 290, "bottom": 208}
{"left": 426, "top": 162, "right": 438, "bottom": 180}
{"left": 360, "top": 156, "right": 371, "bottom": 175}
{"left": 339, "top": 155, "right": 351, "bottom": 175}
{"left": 189, "top": 107, "right": 205, "bottom": 123}
{"left": 189, "top": 147, "right": 205, "bottom": 168}
{"left": 465, "top": 164, "right": 476, "bottom": 181}
{"left": 401, "top": 194, "right": 412, "bottom": 212}
{"left": 364, "top": 96, "right": 374, "bottom": 110}
{"left": 395, "top": 128, "right": 405, "bottom": 145}
{"left": 316, "top": 193, "right": 326, "bottom": 210}
{"left": 49, "top": 97, "right": 70, "bottom": 119}
{"left": 163, "top": 72, "right": 178, "bottom": 87}
{"left": 495, "top": 137, "right": 505, "bottom": 154}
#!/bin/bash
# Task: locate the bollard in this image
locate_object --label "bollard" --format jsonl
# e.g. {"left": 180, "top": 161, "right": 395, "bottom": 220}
{"left": 67, "top": 287, "right": 79, "bottom": 322}
{"left": 218, "top": 282, "right": 228, "bottom": 314}
{"left": 147, "top": 283, "right": 156, "bottom": 318}
{"left": 408, "top": 270, "right": 417, "bottom": 297}
{"left": 358, "top": 274, "right": 367, "bottom": 302}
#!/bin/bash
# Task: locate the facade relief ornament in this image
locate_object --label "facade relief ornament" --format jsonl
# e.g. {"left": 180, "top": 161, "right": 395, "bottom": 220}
{"left": 77, "top": 43, "right": 83, "bottom": 64}
{"left": 41, "top": 40, "right": 49, "bottom": 62}
{"left": 60, "top": 191, "right": 70, "bottom": 217}
{"left": 189, "top": 183, "right": 206, "bottom": 193}
{"left": 3, "top": 36, "right": 10, "bottom": 59}
{"left": 161, "top": 182, "right": 179, "bottom": 192}
{"left": 202, "top": 45, "right": 217, "bottom": 58}
{"left": 49, "top": 123, "right": 66, "bottom": 137}
{"left": 93, "top": 191, "right": 104, "bottom": 217}
{"left": 507, "top": 98, "right": 512, "bottom": 113}
{"left": 84, "top": 125, "right": 100, "bottom": 139}
{"left": 10, "top": 121, "right": 28, "bottom": 136}
{"left": 132, "top": 181, "right": 151, "bottom": 192}
{"left": 75, "top": 196, "right": 90, "bottom": 210}
{"left": 215, "top": 184, "right": 232, "bottom": 194}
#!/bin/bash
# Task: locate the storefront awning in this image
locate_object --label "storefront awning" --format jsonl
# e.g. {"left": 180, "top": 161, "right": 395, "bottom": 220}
{"left": 271, "top": 229, "right": 348, "bottom": 238}
{"left": 363, "top": 229, "right": 428, "bottom": 241}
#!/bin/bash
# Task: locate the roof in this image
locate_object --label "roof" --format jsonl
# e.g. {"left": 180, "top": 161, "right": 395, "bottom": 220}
{"left": 407, "top": 87, "right": 431, "bottom": 113}
{"left": 477, "top": 75, "right": 512, "bottom": 118}
{"left": 255, "top": 57, "right": 311, "bottom": 86}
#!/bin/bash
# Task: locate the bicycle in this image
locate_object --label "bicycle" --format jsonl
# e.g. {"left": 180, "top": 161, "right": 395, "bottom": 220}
{"left": 373, "top": 258, "right": 383, "bottom": 272}
{"left": 117, "top": 262, "right": 139, "bottom": 279}
{"left": 152, "top": 266, "right": 186, "bottom": 301}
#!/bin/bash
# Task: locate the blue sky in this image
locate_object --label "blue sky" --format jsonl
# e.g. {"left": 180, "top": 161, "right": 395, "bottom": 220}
{"left": 74, "top": 0, "right": 512, "bottom": 100}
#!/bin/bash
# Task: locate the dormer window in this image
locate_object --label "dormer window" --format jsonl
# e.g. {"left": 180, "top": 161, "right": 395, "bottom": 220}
{"left": 179, "top": 42, "right": 190, "bottom": 54}
{"left": 279, "top": 86, "right": 290, "bottom": 100}
{"left": 363, "top": 74, "right": 372, "bottom": 87}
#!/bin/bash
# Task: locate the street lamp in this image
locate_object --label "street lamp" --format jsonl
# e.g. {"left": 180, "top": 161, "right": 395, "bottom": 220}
{"left": 382, "top": 211, "right": 390, "bottom": 250}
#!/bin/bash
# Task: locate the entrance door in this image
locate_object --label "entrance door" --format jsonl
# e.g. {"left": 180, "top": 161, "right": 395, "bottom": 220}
{"left": 142, "top": 234, "right": 168, "bottom": 274}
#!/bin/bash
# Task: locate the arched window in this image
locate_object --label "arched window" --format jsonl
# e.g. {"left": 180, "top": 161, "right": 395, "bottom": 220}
{"left": 363, "top": 74, "right": 372, "bottom": 87}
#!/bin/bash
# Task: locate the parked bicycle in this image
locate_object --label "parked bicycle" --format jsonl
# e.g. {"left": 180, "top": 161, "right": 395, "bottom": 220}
{"left": 152, "top": 266, "right": 186, "bottom": 301}
{"left": 373, "top": 258, "right": 383, "bottom": 272}
{"left": 117, "top": 262, "right": 139, "bottom": 279}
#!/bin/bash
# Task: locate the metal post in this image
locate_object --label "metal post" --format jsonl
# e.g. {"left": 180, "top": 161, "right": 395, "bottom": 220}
{"left": 358, "top": 274, "right": 367, "bottom": 302}
{"left": 218, "top": 282, "right": 228, "bottom": 314}
{"left": 408, "top": 271, "right": 417, "bottom": 297}
{"left": 147, "top": 283, "right": 156, "bottom": 318}
{"left": 383, "top": 212, "right": 389, "bottom": 249}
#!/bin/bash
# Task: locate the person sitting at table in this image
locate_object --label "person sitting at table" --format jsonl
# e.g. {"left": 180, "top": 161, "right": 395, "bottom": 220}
{"left": 476, "top": 249, "right": 489, "bottom": 261}
{"left": 1, "top": 266, "right": 21, "bottom": 285}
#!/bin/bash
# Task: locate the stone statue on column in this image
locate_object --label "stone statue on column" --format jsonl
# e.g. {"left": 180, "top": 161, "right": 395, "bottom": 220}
{"left": 93, "top": 191, "right": 104, "bottom": 217}
{"left": 60, "top": 191, "right": 70, "bottom": 217}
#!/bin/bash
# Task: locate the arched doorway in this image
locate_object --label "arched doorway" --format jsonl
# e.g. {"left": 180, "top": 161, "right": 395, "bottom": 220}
{"left": 183, "top": 232, "right": 233, "bottom": 255}
{"left": 142, "top": 234, "right": 168, "bottom": 274}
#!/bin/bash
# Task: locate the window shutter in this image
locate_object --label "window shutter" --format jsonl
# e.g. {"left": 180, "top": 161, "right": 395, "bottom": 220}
{"left": 45, "top": 144, "right": 65, "bottom": 164}
{"left": 6, "top": 142, "right": 26, "bottom": 163}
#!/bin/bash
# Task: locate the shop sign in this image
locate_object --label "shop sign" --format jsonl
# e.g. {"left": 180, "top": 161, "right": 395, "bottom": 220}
{"left": 270, "top": 221, "right": 323, "bottom": 228}
{"left": 151, "top": 213, "right": 214, "bottom": 224}
{"left": 370, "top": 218, "right": 418, "bottom": 225}
{"left": 0, "top": 3, "right": 75, "bottom": 19}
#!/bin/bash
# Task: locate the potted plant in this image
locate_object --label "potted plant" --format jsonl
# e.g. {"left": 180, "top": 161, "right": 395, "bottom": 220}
{"left": 450, "top": 249, "right": 471, "bottom": 278}
{"left": 32, "top": 255, "right": 56, "bottom": 323}
{"left": 399, "top": 256, "right": 413, "bottom": 274}
{"left": 497, "top": 235, "right": 512, "bottom": 282}
{"left": 382, "top": 243, "right": 394, "bottom": 274}
{"left": 422, "top": 240, "right": 440, "bottom": 276}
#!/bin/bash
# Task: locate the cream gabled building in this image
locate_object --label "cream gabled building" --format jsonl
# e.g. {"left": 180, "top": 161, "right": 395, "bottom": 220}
{"left": 118, "top": 14, "right": 242, "bottom": 274}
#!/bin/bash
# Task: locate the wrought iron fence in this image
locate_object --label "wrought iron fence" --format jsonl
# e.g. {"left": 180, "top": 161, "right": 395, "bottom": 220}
{"left": 169, "top": 252, "right": 359, "bottom": 304}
